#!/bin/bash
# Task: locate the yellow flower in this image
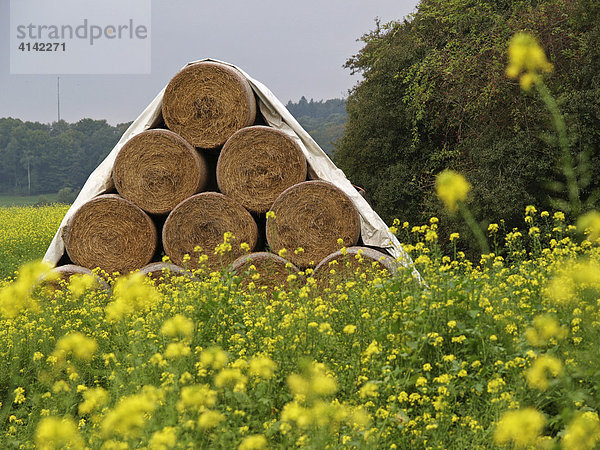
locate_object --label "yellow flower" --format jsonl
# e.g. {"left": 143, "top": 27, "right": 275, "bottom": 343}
{"left": 359, "top": 382, "right": 379, "bottom": 398}
{"left": 562, "top": 412, "right": 600, "bottom": 450}
{"left": 494, "top": 408, "right": 545, "bottom": 447}
{"left": 248, "top": 355, "right": 277, "bottom": 380}
{"left": 105, "top": 272, "right": 161, "bottom": 321}
{"left": 525, "top": 355, "right": 562, "bottom": 390}
{"left": 525, "top": 315, "right": 567, "bottom": 347}
{"left": 506, "top": 32, "right": 553, "bottom": 90}
{"left": 238, "top": 434, "right": 268, "bottom": 450}
{"left": 13, "top": 387, "right": 26, "bottom": 404}
{"left": 149, "top": 426, "right": 177, "bottom": 450}
{"left": 435, "top": 170, "right": 470, "bottom": 212}
{"left": 199, "top": 347, "right": 229, "bottom": 370}
{"left": 343, "top": 325, "right": 356, "bottom": 334}
{"left": 266, "top": 211, "right": 276, "bottom": 220}
{"left": 0, "top": 260, "right": 54, "bottom": 318}
{"left": 78, "top": 387, "right": 109, "bottom": 415}
{"left": 577, "top": 210, "right": 600, "bottom": 242}
{"left": 164, "top": 342, "right": 191, "bottom": 359}
{"left": 160, "top": 315, "right": 194, "bottom": 339}
{"left": 214, "top": 368, "right": 247, "bottom": 391}
{"left": 176, "top": 384, "right": 217, "bottom": 412}
{"left": 101, "top": 386, "right": 160, "bottom": 439}
{"left": 35, "top": 417, "right": 85, "bottom": 450}
{"left": 54, "top": 332, "right": 98, "bottom": 361}
{"left": 197, "top": 410, "right": 225, "bottom": 429}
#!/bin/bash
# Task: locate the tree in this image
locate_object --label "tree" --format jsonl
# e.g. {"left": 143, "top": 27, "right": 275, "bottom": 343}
{"left": 334, "top": 0, "right": 600, "bottom": 241}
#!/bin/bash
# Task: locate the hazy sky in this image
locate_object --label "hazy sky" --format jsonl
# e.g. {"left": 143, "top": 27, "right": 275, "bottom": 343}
{"left": 1, "top": 0, "right": 419, "bottom": 124}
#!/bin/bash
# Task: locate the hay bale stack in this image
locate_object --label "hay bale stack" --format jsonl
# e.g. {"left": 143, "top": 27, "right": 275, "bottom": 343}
{"left": 162, "top": 62, "right": 256, "bottom": 149}
{"left": 266, "top": 180, "right": 361, "bottom": 268}
{"left": 139, "top": 262, "right": 188, "bottom": 284}
{"left": 216, "top": 126, "right": 307, "bottom": 213}
{"left": 162, "top": 192, "right": 258, "bottom": 270}
{"left": 312, "top": 246, "right": 397, "bottom": 287}
{"left": 63, "top": 194, "right": 157, "bottom": 274}
{"left": 45, "top": 264, "right": 109, "bottom": 290}
{"left": 113, "top": 129, "right": 208, "bottom": 214}
{"left": 230, "top": 252, "right": 303, "bottom": 290}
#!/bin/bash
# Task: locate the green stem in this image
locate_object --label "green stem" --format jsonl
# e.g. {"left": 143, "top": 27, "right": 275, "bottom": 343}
{"left": 458, "top": 202, "right": 490, "bottom": 255}
{"left": 535, "top": 82, "right": 581, "bottom": 215}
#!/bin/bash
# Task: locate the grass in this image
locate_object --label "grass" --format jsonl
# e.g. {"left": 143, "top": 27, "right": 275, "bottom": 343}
{"left": 1, "top": 205, "right": 599, "bottom": 448}
{"left": 0, "top": 194, "right": 61, "bottom": 207}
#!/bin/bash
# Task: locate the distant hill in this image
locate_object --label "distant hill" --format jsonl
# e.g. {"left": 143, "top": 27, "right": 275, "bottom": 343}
{"left": 285, "top": 97, "right": 346, "bottom": 155}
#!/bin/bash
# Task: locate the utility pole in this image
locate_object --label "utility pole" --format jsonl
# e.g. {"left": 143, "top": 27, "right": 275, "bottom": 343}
{"left": 57, "top": 76, "right": 61, "bottom": 122}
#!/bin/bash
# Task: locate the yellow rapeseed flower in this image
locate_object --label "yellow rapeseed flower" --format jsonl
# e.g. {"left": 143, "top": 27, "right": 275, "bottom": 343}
{"left": 197, "top": 410, "right": 226, "bottom": 429}
{"left": 160, "top": 315, "right": 194, "bottom": 339}
{"left": 54, "top": 332, "right": 98, "bottom": 362}
{"left": 506, "top": 33, "right": 553, "bottom": 90}
{"left": 577, "top": 210, "right": 600, "bottom": 242}
{"left": 248, "top": 355, "right": 277, "bottom": 379}
{"left": 238, "top": 434, "right": 268, "bottom": 450}
{"left": 562, "top": 412, "right": 600, "bottom": 450}
{"left": 435, "top": 170, "right": 470, "bottom": 212}
{"left": 494, "top": 408, "right": 545, "bottom": 447}
{"left": 525, "top": 355, "right": 562, "bottom": 390}
{"left": 78, "top": 387, "right": 109, "bottom": 415}
{"left": 149, "top": 426, "right": 177, "bottom": 450}
{"left": 35, "top": 416, "right": 85, "bottom": 450}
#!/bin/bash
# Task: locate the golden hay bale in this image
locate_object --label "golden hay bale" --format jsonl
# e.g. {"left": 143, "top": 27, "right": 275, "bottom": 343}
{"left": 216, "top": 126, "right": 307, "bottom": 213}
{"left": 230, "top": 252, "right": 303, "bottom": 291}
{"left": 63, "top": 194, "right": 157, "bottom": 274}
{"left": 266, "top": 181, "right": 361, "bottom": 268}
{"left": 311, "top": 246, "right": 397, "bottom": 288}
{"left": 162, "top": 192, "right": 258, "bottom": 270}
{"left": 162, "top": 62, "right": 256, "bottom": 149}
{"left": 45, "top": 264, "right": 109, "bottom": 290}
{"left": 139, "top": 262, "right": 188, "bottom": 284}
{"left": 113, "top": 129, "right": 208, "bottom": 214}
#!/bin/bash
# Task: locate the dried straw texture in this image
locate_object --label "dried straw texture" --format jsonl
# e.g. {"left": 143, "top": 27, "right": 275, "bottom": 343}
{"left": 230, "top": 252, "right": 302, "bottom": 291}
{"left": 162, "top": 62, "right": 257, "bottom": 148}
{"left": 266, "top": 181, "right": 361, "bottom": 268}
{"left": 113, "top": 129, "right": 208, "bottom": 214}
{"left": 312, "top": 246, "right": 397, "bottom": 288}
{"left": 216, "top": 126, "right": 307, "bottom": 213}
{"left": 46, "top": 264, "right": 109, "bottom": 290}
{"left": 162, "top": 192, "right": 258, "bottom": 270}
{"left": 63, "top": 194, "right": 157, "bottom": 274}
{"left": 139, "top": 262, "right": 187, "bottom": 284}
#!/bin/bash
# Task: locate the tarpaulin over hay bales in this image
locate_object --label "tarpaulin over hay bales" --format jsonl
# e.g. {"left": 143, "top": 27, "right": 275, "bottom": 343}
{"left": 43, "top": 58, "right": 421, "bottom": 283}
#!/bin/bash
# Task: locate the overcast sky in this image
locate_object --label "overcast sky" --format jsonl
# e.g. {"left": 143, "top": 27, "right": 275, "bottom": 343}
{"left": 1, "top": 0, "right": 418, "bottom": 124}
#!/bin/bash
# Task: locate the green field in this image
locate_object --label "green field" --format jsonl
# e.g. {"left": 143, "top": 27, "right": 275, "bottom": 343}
{"left": 1, "top": 205, "right": 599, "bottom": 448}
{"left": 0, "top": 194, "right": 61, "bottom": 207}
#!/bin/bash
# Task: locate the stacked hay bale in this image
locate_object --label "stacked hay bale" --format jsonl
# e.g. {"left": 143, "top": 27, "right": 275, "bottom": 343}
{"left": 56, "top": 61, "right": 396, "bottom": 287}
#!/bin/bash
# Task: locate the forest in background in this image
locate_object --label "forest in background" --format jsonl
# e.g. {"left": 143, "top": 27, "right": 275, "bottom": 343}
{"left": 0, "top": 97, "right": 346, "bottom": 199}
{"left": 334, "top": 0, "right": 600, "bottom": 236}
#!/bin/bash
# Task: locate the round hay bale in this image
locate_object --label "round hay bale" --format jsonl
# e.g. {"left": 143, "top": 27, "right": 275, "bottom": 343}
{"left": 216, "top": 126, "right": 307, "bottom": 213}
{"left": 64, "top": 194, "right": 157, "bottom": 274}
{"left": 266, "top": 180, "right": 361, "bottom": 268}
{"left": 312, "top": 246, "right": 397, "bottom": 287}
{"left": 113, "top": 129, "right": 208, "bottom": 214}
{"left": 162, "top": 62, "right": 256, "bottom": 149}
{"left": 162, "top": 192, "right": 258, "bottom": 270}
{"left": 230, "top": 252, "right": 303, "bottom": 291}
{"left": 44, "top": 264, "right": 109, "bottom": 290}
{"left": 139, "top": 262, "right": 188, "bottom": 284}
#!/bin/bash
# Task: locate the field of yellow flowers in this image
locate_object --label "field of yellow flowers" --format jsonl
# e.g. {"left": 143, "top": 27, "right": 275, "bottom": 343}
{"left": 1, "top": 203, "right": 600, "bottom": 449}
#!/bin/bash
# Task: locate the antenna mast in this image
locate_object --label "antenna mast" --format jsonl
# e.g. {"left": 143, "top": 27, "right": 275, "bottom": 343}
{"left": 57, "top": 77, "right": 61, "bottom": 122}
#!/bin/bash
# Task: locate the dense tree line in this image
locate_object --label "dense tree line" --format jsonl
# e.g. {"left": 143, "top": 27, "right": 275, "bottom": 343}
{"left": 0, "top": 98, "right": 346, "bottom": 196}
{"left": 286, "top": 97, "right": 346, "bottom": 155}
{"left": 335, "top": 0, "right": 600, "bottom": 237}
{"left": 0, "top": 118, "right": 130, "bottom": 195}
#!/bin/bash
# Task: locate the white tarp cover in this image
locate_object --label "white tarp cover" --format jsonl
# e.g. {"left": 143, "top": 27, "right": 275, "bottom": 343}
{"left": 43, "top": 59, "right": 420, "bottom": 281}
